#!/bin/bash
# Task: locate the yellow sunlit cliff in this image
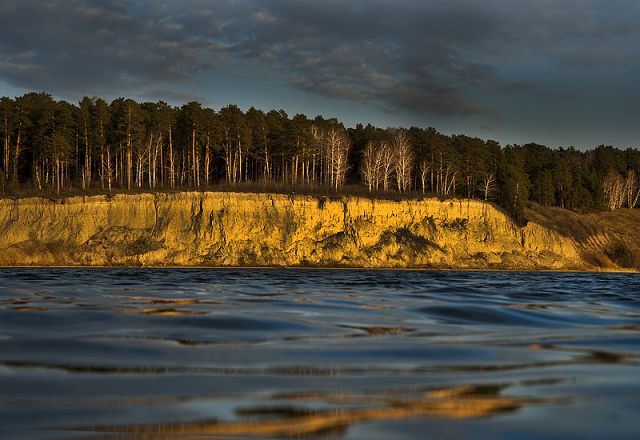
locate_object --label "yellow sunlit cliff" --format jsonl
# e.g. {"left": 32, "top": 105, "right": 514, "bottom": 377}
{"left": 0, "top": 192, "right": 636, "bottom": 270}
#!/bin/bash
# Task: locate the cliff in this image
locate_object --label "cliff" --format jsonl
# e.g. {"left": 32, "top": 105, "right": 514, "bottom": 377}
{"left": 0, "top": 192, "right": 633, "bottom": 270}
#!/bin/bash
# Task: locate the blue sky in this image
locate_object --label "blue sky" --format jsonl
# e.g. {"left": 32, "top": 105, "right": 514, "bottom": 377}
{"left": 0, "top": 0, "right": 638, "bottom": 149}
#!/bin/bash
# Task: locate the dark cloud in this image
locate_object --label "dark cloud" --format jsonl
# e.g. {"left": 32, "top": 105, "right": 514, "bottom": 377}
{"left": 0, "top": 0, "right": 638, "bottom": 131}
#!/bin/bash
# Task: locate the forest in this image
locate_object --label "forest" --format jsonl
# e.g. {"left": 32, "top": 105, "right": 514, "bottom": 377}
{"left": 1, "top": 92, "right": 639, "bottom": 219}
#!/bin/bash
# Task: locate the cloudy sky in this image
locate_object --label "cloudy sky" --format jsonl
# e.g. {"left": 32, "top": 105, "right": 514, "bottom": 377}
{"left": 0, "top": 0, "right": 638, "bottom": 149}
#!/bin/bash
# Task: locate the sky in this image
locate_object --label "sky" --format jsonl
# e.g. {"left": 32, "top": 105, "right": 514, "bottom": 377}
{"left": 0, "top": 0, "right": 638, "bottom": 149}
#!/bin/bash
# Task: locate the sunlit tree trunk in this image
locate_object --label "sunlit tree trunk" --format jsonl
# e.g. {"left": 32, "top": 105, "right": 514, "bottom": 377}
{"left": 126, "top": 107, "right": 132, "bottom": 190}
{"left": 603, "top": 170, "right": 625, "bottom": 210}
{"left": 420, "top": 161, "right": 431, "bottom": 194}
{"left": 480, "top": 173, "right": 496, "bottom": 201}
{"left": 361, "top": 141, "right": 380, "bottom": 192}
{"left": 625, "top": 170, "right": 639, "bottom": 208}
{"left": 168, "top": 128, "right": 175, "bottom": 189}
{"left": 263, "top": 130, "right": 270, "bottom": 182}
{"left": 204, "top": 133, "right": 211, "bottom": 187}
{"left": 83, "top": 120, "right": 90, "bottom": 189}
{"left": 392, "top": 130, "right": 413, "bottom": 193}
{"left": 12, "top": 120, "right": 21, "bottom": 185}
{"left": 3, "top": 133, "right": 10, "bottom": 182}
{"left": 105, "top": 146, "right": 113, "bottom": 192}
{"left": 378, "top": 141, "right": 394, "bottom": 192}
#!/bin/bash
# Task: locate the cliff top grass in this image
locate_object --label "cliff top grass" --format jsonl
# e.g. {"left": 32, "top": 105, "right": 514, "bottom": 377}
{"left": 1, "top": 181, "right": 517, "bottom": 214}
{"left": 0, "top": 182, "right": 490, "bottom": 204}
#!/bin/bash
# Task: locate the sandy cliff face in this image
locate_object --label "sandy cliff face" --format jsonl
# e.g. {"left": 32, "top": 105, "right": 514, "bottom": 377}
{"left": 0, "top": 192, "right": 590, "bottom": 269}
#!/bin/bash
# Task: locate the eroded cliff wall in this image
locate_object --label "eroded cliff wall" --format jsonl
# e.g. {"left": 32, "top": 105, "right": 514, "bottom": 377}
{"left": 0, "top": 192, "right": 591, "bottom": 269}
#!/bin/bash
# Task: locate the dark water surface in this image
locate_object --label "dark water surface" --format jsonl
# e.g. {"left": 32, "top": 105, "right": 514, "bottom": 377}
{"left": 1, "top": 269, "right": 639, "bottom": 439}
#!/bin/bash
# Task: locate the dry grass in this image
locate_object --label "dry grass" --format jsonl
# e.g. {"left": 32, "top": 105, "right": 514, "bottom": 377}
{"left": 526, "top": 203, "right": 640, "bottom": 269}
{"left": 0, "top": 182, "right": 458, "bottom": 203}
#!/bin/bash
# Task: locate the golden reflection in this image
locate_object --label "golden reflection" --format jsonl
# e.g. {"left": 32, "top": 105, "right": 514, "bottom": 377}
{"left": 148, "top": 299, "right": 213, "bottom": 306}
{"left": 363, "top": 326, "right": 413, "bottom": 335}
{"left": 114, "top": 295, "right": 216, "bottom": 305}
{"left": 506, "top": 303, "right": 551, "bottom": 310}
{"left": 139, "top": 308, "right": 206, "bottom": 316}
{"left": 528, "top": 343, "right": 639, "bottom": 364}
{"left": 72, "top": 384, "right": 548, "bottom": 438}
{"left": 11, "top": 306, "right": 48, "bottom": 312}
{"left": 359, "top": 304, "right": 392, "bottom": 310}
{"left": 341, "top": 325, "right": 414, "bottom": 335}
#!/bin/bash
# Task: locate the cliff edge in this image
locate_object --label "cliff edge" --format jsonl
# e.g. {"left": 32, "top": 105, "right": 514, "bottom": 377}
{"left": 0, "top": 192, "right": 634, "bottom": 270}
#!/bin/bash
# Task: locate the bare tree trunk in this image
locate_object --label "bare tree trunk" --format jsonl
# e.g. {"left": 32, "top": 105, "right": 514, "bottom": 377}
{"left": 379, "top": 142, "right": 394, "bottom": 192}
{"left": 3, "top": 133, "right": 10, "bottom": 181}
{"left": 168, "top": 128, "right": 175, "bottom": 189}
{"left": 237, "top": 138, "right": 242, "bottom": 184}
{"left": 191, "top": 126, "right": 198, "bottom": 188}
{"left": 147, "top": 134, "right": 153, "bottom": 189}
{"left": 392, "top": 130, "right": 413, "bottom": 193}
{"left": 159, "top": 134, "right": 164, "bottom": 189}
{"left": 361, "top": 141, "right": 379, "bottom": 192}
{"left": 244, "top": 146, "right": 249, "bottom": 183}
{"left": 481, "top": 173, "right": 495, "bottom": 201}
{"left": 263, "top": 137, "right": 270, "bottom": 181}
{"left": 12, "top": 122, "right": 21, "bottom": 186}
{"left": 106, "top": 146, "right": 113, "bottom": 193}
{"left": 84, "top": 120, "right": 90, "bottom": 189}
{"left": 34, "top": 161, "right": 41, "bottom": 190}
{"left": 204, "top": 134, "right": 210, "bottom": 187}
{"left": 420, "top": 161, "right": 430, "bottom": 194}
{"left": 126, "top": 105, "right": 133, "bottom": 190}
{"left": 625, "top": 170, "right": 638, "bottom": 208}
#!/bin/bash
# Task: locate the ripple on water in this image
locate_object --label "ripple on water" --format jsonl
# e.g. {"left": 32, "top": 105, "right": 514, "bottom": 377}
{"left": 0, "top": 269, "right": 639, "bottom": 439}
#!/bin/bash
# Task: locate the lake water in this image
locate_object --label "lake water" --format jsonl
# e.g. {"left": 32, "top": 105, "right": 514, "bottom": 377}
{"left": 0, "top": 269, "right": 639, "bottom": 439}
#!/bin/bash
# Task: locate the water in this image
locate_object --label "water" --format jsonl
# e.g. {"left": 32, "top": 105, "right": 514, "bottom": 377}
{"left": 0, "top": 269, "right": 639, "bottom": 439}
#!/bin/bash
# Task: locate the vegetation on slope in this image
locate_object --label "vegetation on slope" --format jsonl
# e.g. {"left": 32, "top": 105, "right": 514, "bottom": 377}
{"left": 526, "top": 203, "right": 640, "bottom": 269}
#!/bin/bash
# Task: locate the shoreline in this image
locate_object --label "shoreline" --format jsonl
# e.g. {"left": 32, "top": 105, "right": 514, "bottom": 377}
{"left": 0, "top": 265, "right": 636, "bottom": 273}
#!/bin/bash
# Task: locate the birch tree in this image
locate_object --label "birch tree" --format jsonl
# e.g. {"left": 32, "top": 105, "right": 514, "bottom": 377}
{"left": 361, "top": 141, "right": 381, "bottom": 192}
{"left": 392, "top": 129, "right": 413, "bottom": 192}
{"left": 625, "top": 169, "right": 640, "bottom": 209}
{"left": 603, "top": 170, "right": 625, "bottom": 210}
{"left": 92, "top": 98, "right": 109, "bottom": 190}
{"left": 79, "top": 97, "right": 92, "bottom": 189}
{"left": 378, "top": 141, "right": 394, "bottom": 192}
{"left": 0, "top": 97, "right": 14, "bottom": 184}
{"left": 419, "top": 160, "right": 431, "bottom": 194}
{"left": 326, "top": 127, "right": 351, "bottom": 190}
{"left": 480, "top": 173, "right": 496, "bottom": 201}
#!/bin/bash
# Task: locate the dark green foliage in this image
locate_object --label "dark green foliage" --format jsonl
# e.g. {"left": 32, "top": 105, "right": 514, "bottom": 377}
{"left": 607, "top": 242, "right": 633, "bottom": 268}
{"left": 0, "top": 92, "right": 638, "bottom": 219}
{"left": 0, "top": 169, "right": 5, "bottom": 194}
{"left": 497, "top": 147, "right": 531, "bottom": 220}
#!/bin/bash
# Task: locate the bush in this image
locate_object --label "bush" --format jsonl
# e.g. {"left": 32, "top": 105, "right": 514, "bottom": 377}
{"left": 608, "top": 242, "right": 633, "bottom": 268}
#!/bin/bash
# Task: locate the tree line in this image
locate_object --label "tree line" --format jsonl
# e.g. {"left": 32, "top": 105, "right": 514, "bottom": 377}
{"left": 1, "top": 92, "right": 639, "bottom": 219}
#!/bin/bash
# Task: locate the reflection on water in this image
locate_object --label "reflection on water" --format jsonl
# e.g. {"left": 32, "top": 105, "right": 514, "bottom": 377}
{"left": 75, "top": 384, "right": 543, "bottom": 438}
{"left": 0, "top": 269, "right": 639, "bottom": 439}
